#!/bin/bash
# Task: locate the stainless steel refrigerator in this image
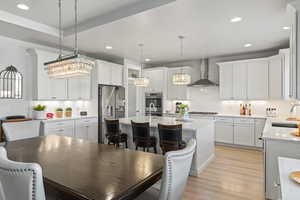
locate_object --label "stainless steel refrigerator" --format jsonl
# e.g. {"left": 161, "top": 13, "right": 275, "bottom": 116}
{"left": 98, "top": 84, "right": 125, "bottom": 143}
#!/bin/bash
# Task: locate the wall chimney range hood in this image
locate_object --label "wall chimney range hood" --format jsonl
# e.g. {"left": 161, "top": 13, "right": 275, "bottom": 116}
{"left": 188, "top": 59, "right": 218, "bottom": 87}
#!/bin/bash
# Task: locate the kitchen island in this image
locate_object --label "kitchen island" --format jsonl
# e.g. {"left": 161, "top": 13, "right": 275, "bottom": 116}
{"left": 119, "top": 116, "right": 215, "bottom": 176}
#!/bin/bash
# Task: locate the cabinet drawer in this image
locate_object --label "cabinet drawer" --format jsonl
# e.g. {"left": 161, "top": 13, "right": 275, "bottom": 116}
{"left": 255, "top": 118, "right": 266, "bottom": 125}
{"left": 215, "top": 117, "right": 233, "bottom": 123}
{"left": 76, "top": 118, "right": 98, "bottom": 126}
{"left": 234, "top": 118, "right": 254, "bottom": 124}
{"left": 44, "top": 120, "right": 74, "bottom": 129}
{"left": 44, "top": 127, "right": 74, "bottom": 137}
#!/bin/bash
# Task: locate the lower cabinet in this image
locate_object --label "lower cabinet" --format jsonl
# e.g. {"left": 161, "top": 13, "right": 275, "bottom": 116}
{"left": 215, "top": 117, "right": 266, "bottom": 147}
{"left": 43, "top": 117, "right": 98, "bottom": 143}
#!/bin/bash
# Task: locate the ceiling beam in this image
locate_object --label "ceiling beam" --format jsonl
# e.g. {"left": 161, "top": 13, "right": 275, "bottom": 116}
{"left": 0, "top": 10, "right": 59, "bottom": 37}
{"left": 64, "top": 0, "right": 176, "bottom": 36}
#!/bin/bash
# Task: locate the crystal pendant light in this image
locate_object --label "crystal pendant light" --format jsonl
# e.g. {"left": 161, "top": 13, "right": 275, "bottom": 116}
{"left": 172, "top": 36, "right": 191, "bottom": 85}
{"left": 44, "top": 0, "right": 94, "bottom": 79}
{"left": 134, "top": 44, "right": 149, "bottom": 87}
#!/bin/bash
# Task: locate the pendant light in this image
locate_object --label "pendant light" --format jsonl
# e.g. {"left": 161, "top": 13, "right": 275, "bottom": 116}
{"left": 134, "top": 44, "right": 149, "bottom": 87}
{"left": 44, "top": 0, "right": 94, "bottom": 79}
{"left": 172, "top": 36, "right": 191, "bottom": 85}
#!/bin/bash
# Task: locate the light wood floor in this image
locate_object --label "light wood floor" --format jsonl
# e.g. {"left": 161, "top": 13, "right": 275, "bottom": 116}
{"left": 183, "top": 145, "right": 264, "bottom": 200}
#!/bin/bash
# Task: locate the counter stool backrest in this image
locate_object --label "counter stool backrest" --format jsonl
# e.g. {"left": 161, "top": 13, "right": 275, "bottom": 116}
{"left": 131, "top": 121, "right": 150, "bottom": 142}
{"left": 105, "top": 119, "right": 120, "bottom": 136}
{"left": 158, "top": 124, "right": 183, "bottom": 153}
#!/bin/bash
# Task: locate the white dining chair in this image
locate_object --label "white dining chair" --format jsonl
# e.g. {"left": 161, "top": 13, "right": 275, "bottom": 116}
{"left": 136, "top": 138, "right": 196, "bottom": 200}
{"left": 2, "top": 120, "right": 41, "bottom": 142}
{"left": 0, "top": 147, "right": 46, "bottom": 200}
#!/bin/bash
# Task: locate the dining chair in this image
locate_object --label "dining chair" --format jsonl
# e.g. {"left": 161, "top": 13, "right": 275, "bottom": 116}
{"left": 131, "top": 121, "right": 157, "bottom": 153}
{"left": 135, "top": 138, "right": 196, "bottom": 200}
{"left": 158, "top": 124, "right": 187, "bottom": 155}
{"left": 105, "top": 119, "right": 128, "bottom": 148}
{"left": 2, "top": 120, "right": 41, "bottom": 142}
{"left": 0, "top": 147, "right": 46, "bottom": 200}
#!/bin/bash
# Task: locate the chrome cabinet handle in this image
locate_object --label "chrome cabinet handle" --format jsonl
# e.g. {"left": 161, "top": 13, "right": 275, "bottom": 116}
{"left": 273, "top": 182, "right": 281, "bottom": 187}
{"left": 258, "top": 137, "right": 263, "bottom": 140}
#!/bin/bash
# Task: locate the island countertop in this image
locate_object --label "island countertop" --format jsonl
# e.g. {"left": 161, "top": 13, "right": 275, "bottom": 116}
{"left": 119, "top": 116, "right": 214, "bottom": 131}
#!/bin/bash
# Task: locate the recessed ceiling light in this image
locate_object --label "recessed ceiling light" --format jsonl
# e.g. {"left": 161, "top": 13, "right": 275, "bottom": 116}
{"left": 17, "top": 0, "right": 30, "bottom": 10}
{"left": 283, "top": 26, "right": 291, "bottom": 30}
{"left": 230, "top": 17, "right": 242, "bottom": 23}
{"left": 145, "top": 58, "right": 151, "bottom": 62}
{"left": 244, "top": 43, "right": 252, "bottom": 48}
{"left": 105, "top": 46, "right": 112, "bottom": 50}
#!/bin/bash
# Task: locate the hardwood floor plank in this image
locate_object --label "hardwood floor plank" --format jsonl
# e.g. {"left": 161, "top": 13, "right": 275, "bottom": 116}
{"left": 183, "top": 145, "right": 264, "bottom": 200}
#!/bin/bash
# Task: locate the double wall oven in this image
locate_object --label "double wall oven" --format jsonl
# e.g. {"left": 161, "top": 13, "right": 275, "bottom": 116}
{"left": 145, "top": 92, "right": 163, "bottom": 116}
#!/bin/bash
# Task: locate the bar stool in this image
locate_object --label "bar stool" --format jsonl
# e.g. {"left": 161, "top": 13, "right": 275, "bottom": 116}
{"left": 105, "top": 119, "right": 128, "bottom": 148}
{"left": 158, "top": 124, "right": 187, "bottom": 155}
{"left": 131, "top": 121, "right": 157, "bottom": 153}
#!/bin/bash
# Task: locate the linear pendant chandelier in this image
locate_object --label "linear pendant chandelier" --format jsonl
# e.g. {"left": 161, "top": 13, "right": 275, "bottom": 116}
{"left": 172, "top": 36, "right": 191, "bottom": 85}
{"left": 134, "top": 44, "right": 149, "bottom": 87}
{"left": 44, "top": 0, "right": 94, "bottom": 79}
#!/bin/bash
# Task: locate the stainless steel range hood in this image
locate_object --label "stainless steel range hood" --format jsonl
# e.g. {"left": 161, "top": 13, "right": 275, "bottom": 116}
{"left": 188, "top": 59, "right": 218, "bottom": 87}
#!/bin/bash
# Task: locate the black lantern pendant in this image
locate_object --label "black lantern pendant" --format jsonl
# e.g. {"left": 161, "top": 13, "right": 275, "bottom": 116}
{"left": 0, "top": 65, "right": 23, "bottom": 99}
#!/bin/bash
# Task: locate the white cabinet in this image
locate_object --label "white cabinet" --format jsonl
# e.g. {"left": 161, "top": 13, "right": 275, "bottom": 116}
{"left": 68, "top": 76, "right": 91, "bottom": 100}
{"left": 247, "top": 60, "right": 269, "bottom": 100}
{"left": 43, "top": 120, "right": 74, "bottom": 137}
{"left": 255, "top": 119, "right": 266, "bottom": 147}
{"left": 219, "top": 63, "right": 233, "bottom": 100}
{"left": 28, "top": 49, "right": 68, "bottom": 100}
{"left": 233, "top": 63, "right": 247, "bottom": 99}
{"left": 75, "top": 118, "right": 98, "bottom": 143}
{"left": 215, "top": 118, "right": 234, "bottom": 143}
{"left": 97, "top": 60, "right": 123, "bottom": 86}
{"left": 144, "top": 68, "right": 167, "bottom": 93}
{"left": 269, "top": 55, "right": 283, "bottom": 99}
{"left": 233, "top": 118, "right": 255, "bottom": 146}
{"left": 167, "top": 67, "right": 191, "bottom": 100}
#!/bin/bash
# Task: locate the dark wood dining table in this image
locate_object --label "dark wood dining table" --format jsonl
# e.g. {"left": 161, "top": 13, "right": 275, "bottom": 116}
{"left": 5, "top": 135, "right": 164, "bottom": 200}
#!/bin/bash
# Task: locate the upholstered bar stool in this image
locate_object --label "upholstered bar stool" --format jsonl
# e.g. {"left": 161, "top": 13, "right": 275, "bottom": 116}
{"left": 131, "top": 121, "right": 157, "bottom": 153}
{"left": 158, "top": 124, "right": 187, "bottom": 155}
{"left": 105, "top": 119, "right": 128, "bottom": 148}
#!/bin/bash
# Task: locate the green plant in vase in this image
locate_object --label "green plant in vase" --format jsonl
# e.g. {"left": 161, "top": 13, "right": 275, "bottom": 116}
{"left": 33, "top": 104, "right": 46, "bottom": 119}
{"left": 65, "top": 107, "right": 72, "bottom": 118}
{"left": 55, "top": 108, "right": 63, "bottom": 118}
{"left": 178, "top": 104, "right": 188, "bottom": 118}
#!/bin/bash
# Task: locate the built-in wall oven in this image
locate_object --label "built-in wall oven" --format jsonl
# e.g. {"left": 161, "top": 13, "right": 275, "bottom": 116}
{"left": 145, "top": 92, "right": 163, "bottom": 116}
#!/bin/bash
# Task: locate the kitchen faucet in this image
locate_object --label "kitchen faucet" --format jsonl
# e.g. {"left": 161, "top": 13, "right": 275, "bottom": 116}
{"left": 290, "top": 104, "right": 300, "bottom": 113}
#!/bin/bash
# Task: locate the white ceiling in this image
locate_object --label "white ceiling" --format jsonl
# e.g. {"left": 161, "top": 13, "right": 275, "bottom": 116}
{"left": 0, "top": 0, "right": 291, "bottom": 64}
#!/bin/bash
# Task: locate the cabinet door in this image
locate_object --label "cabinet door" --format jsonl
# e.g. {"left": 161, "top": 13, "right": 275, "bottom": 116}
{"left": 98, "top": 61, "right": 112, "bottom": 85}
{"left": 215, "top": 122, "right": 234, "bottom": 143}
{"left": 111, "top": 64, "right": 123, "bottom": 86}
{"left": 68, "top": 76, "right": 91, "bottom": 100}
{"left": 255, "top": 119, "right": 266, "bottom": 147}
{"left": 247, "top": 60, "right": 269, "bottom": 100}
{"left": 87, "top": 123, "right": 98, "bottom": 143}
{"left": 62, "top": 127, "right": 74, "bottom": 137}
{"left": 233, "top": 63, "right": 247, "bottom": 99}
{"left": 144, "top": 69, "right": 165, "bottom": 92}
{"left": 219, "top": 63, "right": 233, "bottom": 100}
{"left": 269, "top": 55, "right": 283, "bottom": 99}
{"left": 75, "top": 125, "right": 88, "bottom": 140}
{"left": 233, "top": 124, "right": 254, "bottom": 146}
{"left": 167, "top": 68, "right": 190, "bottom": 100}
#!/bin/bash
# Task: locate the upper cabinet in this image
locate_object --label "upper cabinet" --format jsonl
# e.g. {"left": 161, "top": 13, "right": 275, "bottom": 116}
{"left": 218, "top": 55, "right": 288, "bottom": 100}
{"left": 144, "top": 68, "right": 167, "bottom": 93}
{"left": 97, "top": 60, "right": 123, "bottom": 86}
{"left": 28, "top": 48, "right": 92, "bottom": 100}
{"left": 247, "top": 59, "right": 269, "bottom": 100}
{"left": 167, "top": 67, "right": 191, "bottom": 100}
{"left": 219, "top": 63, "right": 233, "bottom": 100}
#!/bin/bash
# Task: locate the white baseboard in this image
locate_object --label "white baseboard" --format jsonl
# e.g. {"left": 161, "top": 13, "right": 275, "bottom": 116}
{"left": 189, "top": 153, "right": 215, "bottom": 177}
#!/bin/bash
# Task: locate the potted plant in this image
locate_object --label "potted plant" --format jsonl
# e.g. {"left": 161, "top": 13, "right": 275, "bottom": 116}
{"left": 178, "top": 104, "right": 188, "bottom": 119}
{"left": 33, "top": 104, "right": 46, "bottom": 120}
{"left": 65, "top": 107, "right": 72, "bottom": 118}
{"left": 55, "top": 108, "right": 63, "bottom": 118}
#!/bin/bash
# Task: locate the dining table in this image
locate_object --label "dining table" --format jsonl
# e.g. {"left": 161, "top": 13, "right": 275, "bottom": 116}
{"left": 5, "top": 135, "right": 164, "bottom": 200}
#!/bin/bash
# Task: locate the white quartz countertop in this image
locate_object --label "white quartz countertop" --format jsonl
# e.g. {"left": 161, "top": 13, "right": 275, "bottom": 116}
{"left": 278, "top": 157, "right": 300, "bottom": 200}
{"left": 119, "top": 116, "right": 213, "bottom": 131}
{"left": 42, "top": 116, "right": 97, "bottom": 123}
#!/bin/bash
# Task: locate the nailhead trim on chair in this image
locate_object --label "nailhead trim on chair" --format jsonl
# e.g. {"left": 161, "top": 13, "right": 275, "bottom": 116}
{"left": 0, "top": 166, "right": 37, "bottom": 200}
{"left": 165, "top": 148, "right": 195, "bottom": 198}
